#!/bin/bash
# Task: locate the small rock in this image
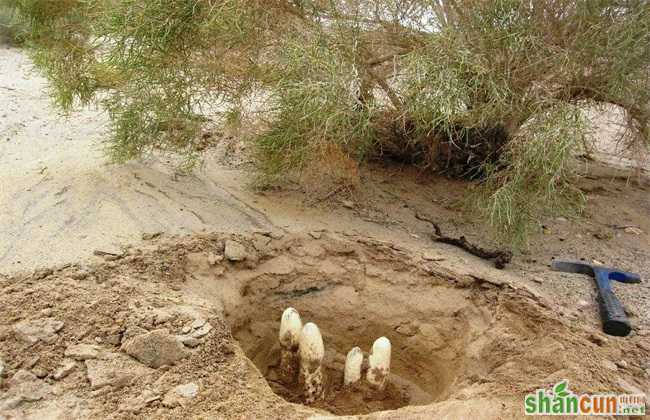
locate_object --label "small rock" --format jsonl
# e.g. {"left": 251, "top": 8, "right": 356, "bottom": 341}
{"left": 142, "top": 232, "right": 162, "bottom": 240}
{"left": 8, "top": 369, "right": 49, "bottom": 402}
{"left": 53, "top": 361, "right": 76, "bottom": 380}
{"left": 191, "top": 323, "right": 213, "bottom": 339}
{"left": 257, "top": 255, "right": 296, "bottom": 275}
{"left": 395, "top": 323, "right": 418, "bottom": 337}
{"left": 342, "top": 200, "right": 355, "bottom": 209}
{"left": 207, "top": 252, "right": 223, "bottom": 266}
{"left": 556, "top": 217, "right": 568, "bottom": 223}
{"left": 269, "top": 231, "right": 284, "bottom": 240}
{"left": 178, "top": 336, "right": 202, "bottom": 348}
{"left": 624, "top": 227, "right": 643, "bottom": 235}
{"left": 0, "top": 396, "right": 24, "bottom": 410}
{"left": 162, "top": 383, "right": 199, "bottom": 408}
{"left": 13, "top": 318, "right": 64, "bottom": 344}
{"left": 40, "top": 308, "right": 53, "bottom": 317}
{"left": 603, "top": 360, "right": 618, "bottom": 371}
{"left": 309, "top": 231, "right": 323, "bottom": 239}
{"left": 616, "top": 360, "right": 629, "bottom": 369}
{"left": 422, "top": 251, "right": 444, "bottom": 262}
{"left": 181, "top": 325, "right": 191, "bottom": 334}
{"left": 191, "top": 319, "right": 206, "bottom": 330}
{"left": 122, "top": 326, "right": 148, "bottom": 343}
{"left": 365, "top": 265, "right": 384, "bottom": 278}
{"left": 122, "top": 329, "right": 188, "bottom": 368}
{"left": 23, "top": 356, "right": 40, "bottom": 369}
{"left": 588, "top": 333, "right": 608, "bottom": 346}
{"left": 85, "top": 356, "right": 151, "bottom": 389}
{"left": 32, "top": 367, "right": 48, "bottom": 379}
{"left": 224, "top": 240, "right": 248, "bottom": 261}
{"left": 577, "top": 299, "right": 590, "bottom": 308}
{"left": 0, "top": 358, "right": 5, "bottom": 380}
{"left": 532, "top": 276, "right": 543, "bottom": 284}
{"left": 65, "top": 344, "right": 102, "bottom": 360}
{"left": 106, "top": 333, "right": 122, "bottom": 346}
{"left": 94, "top": 337, "right": 103, "bottom": 344}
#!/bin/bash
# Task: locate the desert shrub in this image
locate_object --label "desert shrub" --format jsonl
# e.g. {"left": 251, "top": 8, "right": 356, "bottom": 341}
{"left": 5, "top": 0, "right": 650, "bottom": 247}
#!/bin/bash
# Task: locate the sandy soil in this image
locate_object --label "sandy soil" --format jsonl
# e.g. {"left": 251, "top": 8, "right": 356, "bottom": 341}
{"left": 1, "top": 45, "right": 650, "bottom": 419}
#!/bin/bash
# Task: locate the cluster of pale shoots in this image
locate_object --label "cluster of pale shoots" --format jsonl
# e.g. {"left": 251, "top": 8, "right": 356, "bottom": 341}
{"left": 279, "top": 307, "right": 391, "bottom": 403}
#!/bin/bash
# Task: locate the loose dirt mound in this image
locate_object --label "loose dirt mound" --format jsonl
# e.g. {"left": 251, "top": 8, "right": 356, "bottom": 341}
{"left": 1, "top": 232, "right": 648, "bottom": 418}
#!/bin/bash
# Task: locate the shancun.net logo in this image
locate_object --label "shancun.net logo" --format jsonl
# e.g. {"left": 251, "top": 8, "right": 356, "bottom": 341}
{"left": 524, "top": 380, "right": 646, "bottom": 416}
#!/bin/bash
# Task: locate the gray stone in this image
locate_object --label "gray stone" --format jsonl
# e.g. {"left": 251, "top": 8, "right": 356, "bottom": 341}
{"left": 258, "top": 255, "right": 296, "bottom": 275}
{"left": 0, "top": 396, "right": 24, "bottom": 410}
{"left": 65, "top": 344, "right": 102, "bottom": 360}
{"left": 23, "top": 356, "right": 40, "bottom": 369}
{"left": 191, "top": 323, "right": 213, "bottom": 339}
{"left": 122, "top": 329, "right": 188, "bottom": 368}
{"left": 162, "top": 383, "right": 199, "bottom": 407}
{"left": 177, "top": 336, "right": 202, "bottom": 348}
{"left": 85, "top": 355, "right": 151, "bottom": 390}
{"left": 13, "top": 318, "right": 64, "bottom": 344}
{"left": 7, "top": 369, "right": 49, "bottom": 402}
{"left": 422, "top": 251, "right": 444, "bottom": 262}
{"left": 122, "top": 326, "right": 148, "bottom": 343}
{"left": 32, "top": 367, "right": 48, "bottom": 379}
{"left": 191, "top": 318, "right": 206, "bottom": 330}
{"left": 603, "top": 360, "right": 618, "bottom": 371}
{"left": 616, "top": 360, "right": 629, "bottom": 369}
{"left": 224, "top": 240, "right": 248, "bottom": 261}
{"left": 53, "top": 361, "right": 77, "bottom": 380}
{"left": 207, "top": 252, "right": 223, "bottom": 266}
{"left": 0, "top": 358, "right": 4, "bottom": 381}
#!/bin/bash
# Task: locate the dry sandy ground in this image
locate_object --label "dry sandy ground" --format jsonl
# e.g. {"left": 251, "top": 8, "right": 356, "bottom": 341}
{"left": 1, "top": 45, "right": 650, "bottom": 419}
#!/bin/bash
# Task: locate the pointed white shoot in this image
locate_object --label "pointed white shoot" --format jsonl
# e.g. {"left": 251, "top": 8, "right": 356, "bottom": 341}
{"left": 367, "top": 336, "right": 391, "bottom": 390}
{"left": 344, "top": 346, "right": 363, "bottom": 386}
{"left": 299, "top": 322, "right": 325, "bottom": 403}
{"left": 279, "top": 307, "right": 302, "bottom": 349}
{"left": 278, "top": 308, "right": 303, "bottom": 384}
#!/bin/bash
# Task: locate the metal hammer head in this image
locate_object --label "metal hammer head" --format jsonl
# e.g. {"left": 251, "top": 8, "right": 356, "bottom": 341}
{"left": 551, "top": 260, "right": 641, "bottom": 284}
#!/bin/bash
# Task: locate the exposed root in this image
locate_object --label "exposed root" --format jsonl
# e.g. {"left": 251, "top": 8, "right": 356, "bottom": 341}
{"left": 415, "top": 211, "right": 512, "bottom": 269}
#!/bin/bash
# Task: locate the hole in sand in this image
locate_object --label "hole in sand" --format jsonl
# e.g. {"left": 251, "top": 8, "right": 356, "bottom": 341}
{"left": 226, "top": 271, "right": 497, "bottom": 416}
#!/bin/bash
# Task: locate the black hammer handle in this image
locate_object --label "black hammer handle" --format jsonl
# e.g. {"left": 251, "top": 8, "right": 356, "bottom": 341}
{"left": 598, "top": 288, "right": 632, "bottom": 337}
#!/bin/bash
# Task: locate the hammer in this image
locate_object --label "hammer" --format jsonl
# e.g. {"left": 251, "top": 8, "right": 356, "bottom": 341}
{"left": 551, "top": 260, "right": 641, "bottom": 337}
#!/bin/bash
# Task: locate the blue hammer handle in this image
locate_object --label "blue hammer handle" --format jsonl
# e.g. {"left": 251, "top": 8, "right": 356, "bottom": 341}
{"left": 551, "top": 261, "right": 641, "bottom": 337}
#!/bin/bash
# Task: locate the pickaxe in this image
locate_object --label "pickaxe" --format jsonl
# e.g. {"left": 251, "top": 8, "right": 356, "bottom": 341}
{"left": 551, "top": 260, "right": 641, "bottom": 337}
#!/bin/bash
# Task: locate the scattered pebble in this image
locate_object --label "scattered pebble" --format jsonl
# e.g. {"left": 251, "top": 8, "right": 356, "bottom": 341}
{"left": 588, "top": 333, "right": 608, "bottom": 346}
{"left": 162, "top": 382, "right": 199, "bottom": 408}
{"left": 616, "top": 360, "right": 629, "bottom": 369}
{"left": 624, "top": 226, "right": 643, "bottom": 235}
{"left": 122, "top": 329, "right": 188, "bottom": 368}
{"left": 422, "top": 251, "right": 444, "bottom": 262}
{"left": 32, "top": 367, "right": 48, "bottom": 379}
{"left": 191, "top": 318, "right": 206, "bottom": 330}
{"left": 53, "top": 361, "right": 77, "bottom": 380}
{"left": 13, "top": 318, "right": 64, "bottom": 344}
{"left": 65, "top": 344, "right": 102, "bottom": 361}
{"left": 191, "top": 322, "right": 213, "bottom": 339}
{"left": 23, "top": 355, "right": 40, "bottom": 369}
{"left": 207, "top": 252, "right": 222, "bottom": 266}
{"left": 342, "top": 200, "right": 355, "bottom": 209}
{"left": 224, "top": 240, "right": 248, "bottom": 261}
{"left": 309, "top": 231, "right": 323, "bottom": 239}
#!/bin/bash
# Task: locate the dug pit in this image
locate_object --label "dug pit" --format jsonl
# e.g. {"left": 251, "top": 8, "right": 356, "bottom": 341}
{"left": 206, "top": 233, "right": 611, "bottom": 416}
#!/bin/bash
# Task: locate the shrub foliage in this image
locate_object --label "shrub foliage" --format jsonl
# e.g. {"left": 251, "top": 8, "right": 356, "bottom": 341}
{"left": 5, "top": 0, "right": 650, "bottom": 246}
